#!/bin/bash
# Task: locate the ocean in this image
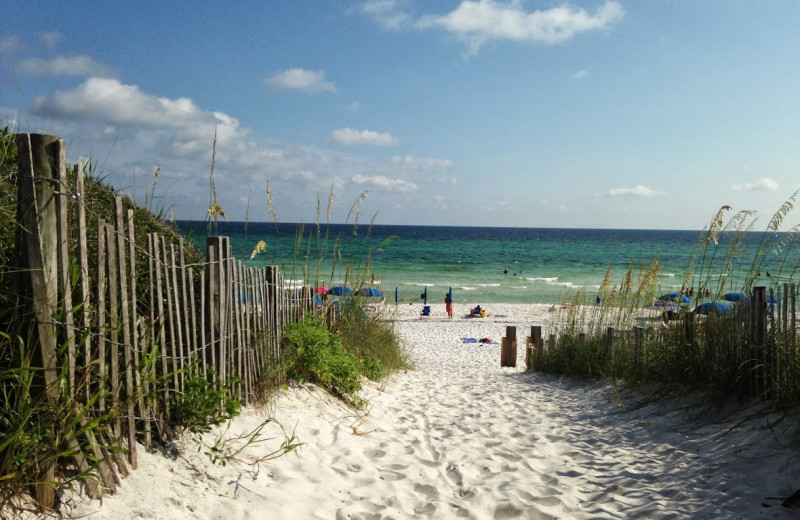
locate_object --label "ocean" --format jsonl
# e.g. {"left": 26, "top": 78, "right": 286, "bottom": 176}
{"left": 175, "top": 221, "right": 777, "bottom": 306}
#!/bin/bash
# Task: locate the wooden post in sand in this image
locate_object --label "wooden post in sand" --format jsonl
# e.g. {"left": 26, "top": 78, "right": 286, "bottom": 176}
{"left": 605, "top": 327, "right": 614, "bottom": 366}
{"left": 526, "top": 326, "right": 541, "bottom": 371}
{"left": 501, "top": 326, "right": 517, "bottom": 367}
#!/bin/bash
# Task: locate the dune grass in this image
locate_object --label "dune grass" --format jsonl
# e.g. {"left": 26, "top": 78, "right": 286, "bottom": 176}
{"left": 537, "top": 195, "right": 800, "bottom": 407}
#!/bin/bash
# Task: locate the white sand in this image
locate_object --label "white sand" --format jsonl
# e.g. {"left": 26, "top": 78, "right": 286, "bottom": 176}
{"left": 61, "top": 303, "right": 800, "bottom": 519}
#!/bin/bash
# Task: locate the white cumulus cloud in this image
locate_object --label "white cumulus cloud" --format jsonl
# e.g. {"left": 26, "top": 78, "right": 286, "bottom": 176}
{"left": 606, "top": 185, "right": 664, "bottom": 197}
{"left": 416, "top": 0, "right": 624, "bottom": 55}
{"left": 331, "top": 128, "right": 399, "bottom": 146}
{"left": 732, "top": 177, "right": 779, "bottom": 192}
{"left": 391, "top": 154, "right": 453, "bottom": 169}
{"left": 352, "top": 0, "right": 412, "bottom": 31}
{"left": 32, "top": 77, "right": 215, "bottom": 127}
{"left": 264, "top": 68, "right": 337, "bottom": 93}
{"left": 571, "top": 69, "right": 590, "bottom": 79}
{"left": 352, "top": 174, "right": 417, "bottom": 193}
{"left": 17, "top": 55, "right": 116, "bottom": 78}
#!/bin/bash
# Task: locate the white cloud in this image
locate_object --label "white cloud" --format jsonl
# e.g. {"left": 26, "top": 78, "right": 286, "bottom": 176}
{"left": 416, "top": 0, "right": 624, "bottom": 55}
{"left": 390, "top": 154, "right": 453, "bottom": 169}
{"left": 12, "top": 78, "right": 442, "bottom": 225}
{"left": 732, "top": 177, "right": 779, "bottom": 192}
{"left": 38, "top": 31, "right": 63, "bottom": 49}
{"left": 331, "top": 128, "right": 399, "bottom": 146}
{"left": 17, "top": 55, "right": 115, "bottom": 78}
{"left": 571, "top": 69, "right": 590, "bottom": 79}
{"left": 352, "top": 0, "right": 412, "bottom": 31}
{"left": 0, "top": 37, "right": 24, "bottom": 63}
{"left": 32, "top": 78, "right": 217, "bottom": 128}
{"left": 606, "top": 185, "right": 664, "bottom": 197}
{"left": 264, "top": 68, "right": 337, "bottom": 94}
{"left": 351, "top": 174, "right": 417, "bottom": 193}
{"left": 434, "top": 194, "right": 448, "bottom": 210}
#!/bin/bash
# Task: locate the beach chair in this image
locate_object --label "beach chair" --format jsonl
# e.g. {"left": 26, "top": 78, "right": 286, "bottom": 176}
{"left": 420, "top": 305, "right": 431, "bottom": 318}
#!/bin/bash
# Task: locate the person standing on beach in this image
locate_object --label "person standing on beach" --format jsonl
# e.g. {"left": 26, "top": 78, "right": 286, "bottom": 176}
{"left": 445, "top": 294, "right": 453, "bottom": 319}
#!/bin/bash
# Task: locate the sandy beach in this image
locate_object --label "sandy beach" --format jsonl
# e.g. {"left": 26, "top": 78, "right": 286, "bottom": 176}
{"left": 61, "top": 303, "right": 800, "bottom": 519}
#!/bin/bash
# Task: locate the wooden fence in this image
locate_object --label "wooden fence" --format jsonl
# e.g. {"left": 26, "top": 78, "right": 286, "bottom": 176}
{"left": 12, "top": 134, "right": 309, "bottom": 506}
{"left": 528, "top": 285, "right": 799, "bottom": 400}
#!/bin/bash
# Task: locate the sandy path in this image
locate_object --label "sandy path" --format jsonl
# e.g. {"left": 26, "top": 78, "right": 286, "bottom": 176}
{"left": 61, "top": 306, "right": 800, "bottom": 519}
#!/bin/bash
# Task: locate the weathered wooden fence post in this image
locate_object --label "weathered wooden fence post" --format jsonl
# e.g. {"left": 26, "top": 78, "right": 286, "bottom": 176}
{"left": 15, "top": 134, "right": 62, "bottom": 508}
{"left": 605, "top": 327, "right": 614, "bottom": 368}
{"left": 207, "top": 236, "right": 231, "bottom": 385}
{"left": 751, "top": 286, "right": 767, "bottom": 397}
{"left": 634, "top": 326, "right": 644, "bottom": 371}
{"left": 501, "top": 325, "right": 517, "bottom": 367}
{"left": 526, "top": 325, "right": 541, "bottom": 371}
{"left": 15, "top": 134, "right": 103, "bottom": 506}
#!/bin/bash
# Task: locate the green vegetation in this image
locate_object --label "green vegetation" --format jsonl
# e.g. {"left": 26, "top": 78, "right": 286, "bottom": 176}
{"left": 171, "top": 368, "right": 242, "bottom": 435}
{"left": 281, "top": 307, "right": 409, "bottom": 408}
{"left": 0, "top": 128, "right": 409, "bottom": 514}
{"left": 282, "top": 315, "right": 367, "bottom": 406}
{"left": 536, "top": 196, "right": 800, "bottom": 407}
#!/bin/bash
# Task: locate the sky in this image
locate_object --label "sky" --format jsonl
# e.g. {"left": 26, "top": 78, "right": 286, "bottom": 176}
{"left": 2, "top": 1, "right": 800, "bottom": 230}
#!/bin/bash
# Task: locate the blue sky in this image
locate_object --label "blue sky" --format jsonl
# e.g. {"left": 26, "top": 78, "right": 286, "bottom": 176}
{"left": 3, "top": 1, "right": 800, "bottom": 229}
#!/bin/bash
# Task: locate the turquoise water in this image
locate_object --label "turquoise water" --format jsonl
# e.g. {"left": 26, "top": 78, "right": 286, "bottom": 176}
{"left": 177, "top": 222, "right": 783, "bottom": 305}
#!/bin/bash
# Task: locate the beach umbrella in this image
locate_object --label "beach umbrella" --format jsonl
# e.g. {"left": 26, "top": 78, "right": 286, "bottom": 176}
{"left": 424, "top": 286, "right": 427, "bottom": 304}
{"left": 395, "top": 287, "right": 398, "bottom": 306}
{"left": 327, "top": 286, "right": 353, "bottom": 296}
{"left": 695, "top": 302, "right": 731, "bottom": 315}
{"left": 356, "top": 287, "right": 383, "bottom": 298}
{"left": 724, "top": 292, "right": 747, "bottom": 302}
{"left": 316, "top": 285, "right": 329, "bottom": 294}
{"left": 659, "top": 293, "right": 690, "bottom": 303}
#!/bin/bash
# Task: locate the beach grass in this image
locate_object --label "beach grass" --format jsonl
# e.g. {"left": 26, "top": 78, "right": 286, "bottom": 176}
{"left": 537, "top": 195, "right": 800, "bottom": 407}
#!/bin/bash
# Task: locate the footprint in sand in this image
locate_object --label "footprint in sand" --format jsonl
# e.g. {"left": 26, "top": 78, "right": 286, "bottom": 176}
{"left": 363, "top": 448, "right": 386, "bottom": 459}
{"left": 445, "top": 462, "right": 464, "bottom": 486}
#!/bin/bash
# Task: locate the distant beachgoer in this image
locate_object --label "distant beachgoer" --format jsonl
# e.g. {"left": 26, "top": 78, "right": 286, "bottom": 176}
{"left": 504, "top": 268, "right": 508, "bottom": 274}
{"left": 445, "top": 294, "right": 453, "bottom": 318}
{"left": 371, "top": 274, "right": 375, "bottom": 285}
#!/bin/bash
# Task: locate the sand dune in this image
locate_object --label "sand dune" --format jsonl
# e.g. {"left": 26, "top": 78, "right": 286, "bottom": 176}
{"left": 63, "top": 303, "right": 800, "bottom": 519}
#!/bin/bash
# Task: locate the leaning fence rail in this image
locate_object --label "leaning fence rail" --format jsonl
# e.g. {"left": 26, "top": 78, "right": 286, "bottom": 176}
{"left": 9, "top": 133, "right": 314, "bottom": 507}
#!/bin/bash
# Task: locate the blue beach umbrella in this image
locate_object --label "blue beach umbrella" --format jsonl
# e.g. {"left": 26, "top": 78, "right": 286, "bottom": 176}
{"left": 695, "top": 302, "right": 731, "bottom": 315}
{"left": 424, "top": 286, "right": 428, "bottom": 304}
{"left": 356, "top": 287, "right": 383, "bottom": 298}
{"left": 395, "top": 287, "right": 398, "bottom": 306}
{"left": 724, "top": 292, "right": 747, "bottom": 302}
{"left": 328, "top": 286, "right": 353, "bottom": 296}
{"left": 660, "top": 293, "right": 690, "bottom": 303}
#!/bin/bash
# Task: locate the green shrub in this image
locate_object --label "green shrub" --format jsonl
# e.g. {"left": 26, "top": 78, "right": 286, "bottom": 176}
{"left": 282, "top": 315, "right": 364, "bottom": 405}
{"left": 171, "top": 370, "right": 242, "bottom": 435}
{"left": 335, "top": 303, "right": 410, "bottom": 379}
